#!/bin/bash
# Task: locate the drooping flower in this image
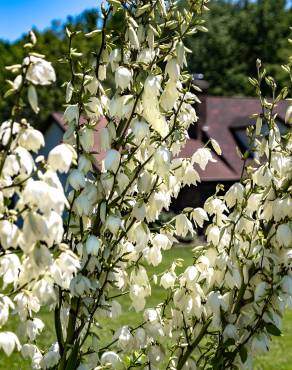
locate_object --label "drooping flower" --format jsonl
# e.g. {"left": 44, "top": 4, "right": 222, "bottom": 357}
{"left": 85, "top": 235, "right": 101, "bottom": 256}
{"left": 192, "top": 148, "right": 216, "bottom": 170}
{"left": 160, "top": 271, "right": 176, "bottom": 289}
{"left": 165, "top": 58, "right": 180, "bottom": 81}
{"left": 24, "top": 56, "right": 56, "bottom": 86}
{"left": 0, "top": 332, "right": 21, "bottom": 356}
{"left": 100, "top": 351, "right": 122, "bottom": 368}
{"left": 174, "top": 214, "right": 194, "bottom": 237}
{"left": 276, "top": 223, "right": 292, "bottom": 247}
{"left": 191, "top": 207, "right": 209, "bottom": 228}
{"left": 48, "top": 144, "right": 75, "bottom": 173}
{"left": 105, "top": 215, "right": 122, "bottom": 235}
{"left": 225, "top": 183, "right": 245, "bottom": 208}
{"left": 67, "top": 169, "right": 86, "bottom": 191}
{"left": 18, "top": 127, "right": 44, "bottom": 152}
{"left": 104, "top": 149, "right": 121, "bottom": 173}
{"left": 115, "top": 66, "right": 132, "bottom": 91}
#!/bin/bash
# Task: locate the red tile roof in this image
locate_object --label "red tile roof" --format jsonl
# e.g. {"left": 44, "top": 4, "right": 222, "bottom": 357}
{"left": 178, "top": 96, "right": 289, "bottom": 181}
{"left": 178, "top": 138, "right": 239, "bottom": 181}
{"left": 50, "top": 96, "right": 289, "bottom": 182}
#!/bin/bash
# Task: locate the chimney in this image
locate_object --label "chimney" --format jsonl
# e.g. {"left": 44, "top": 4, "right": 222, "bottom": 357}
{"left": 188, "top": 73, "right": 209, "bottom": 140}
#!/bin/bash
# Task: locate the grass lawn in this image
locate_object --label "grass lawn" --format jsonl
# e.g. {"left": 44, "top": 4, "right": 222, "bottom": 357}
{"left": 2, "top": 245, "right": 292, "bottom": 369}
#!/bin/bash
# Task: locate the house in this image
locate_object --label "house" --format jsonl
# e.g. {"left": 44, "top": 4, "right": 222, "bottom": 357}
{"left": 40, "top": 88, "right": 289, "bottom": 211}
{"left": 171, "top": 81, "right": 289, "bottom": 211}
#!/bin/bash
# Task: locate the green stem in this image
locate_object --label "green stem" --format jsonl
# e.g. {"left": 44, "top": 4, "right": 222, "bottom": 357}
{"left": 176, "top": 318, "right": 212, "bottom": 370}
{"left": 58, "top": 297, "right": 79, "bottom": 370}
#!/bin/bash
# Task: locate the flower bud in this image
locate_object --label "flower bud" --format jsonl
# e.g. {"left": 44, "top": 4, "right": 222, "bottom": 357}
{"left": 98, "top": 64, "right": 107, "bottom": 81}
{"left": 66, "top": 81, "right": 74, "bottom": 103}
{"left": 165, "top": 58, "right": 180, "bottom": 80}
{"left": 128, "top": 26, "right": 140, "bottom": 49}
{"left": 116, "top": 171, "right": 130, "bottom": 193}
{"left": 160, "top": 79, "right": 179, "bottom": 111}
{"left": 109, "top": 48, "right": 121, "bottom": 72}
{"left": 176, "top": 41, "right": 185, "bottom": 67}
{"left": 28, "top": 85, "right": 39, "bottom": 113}
{"left": 210, "top": 138, "right": 222, "bottom": 155}
{"left": 154, "top": 147, "right": 171, "bottom": 175}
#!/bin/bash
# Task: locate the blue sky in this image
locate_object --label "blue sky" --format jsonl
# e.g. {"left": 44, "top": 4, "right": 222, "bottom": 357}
{"left": 0, "top": 0, "right": 100, "bottom": 42}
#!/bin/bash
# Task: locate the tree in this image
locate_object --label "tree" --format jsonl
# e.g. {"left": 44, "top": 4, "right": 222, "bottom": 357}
{"left": 185, "top": 0, "right": 292, "bottom": 95}
{"left": 0, "top": 1, "right": 291, "bottom": 369}
{"left": 0, "top": 8, "right": 103, "bottom": 126}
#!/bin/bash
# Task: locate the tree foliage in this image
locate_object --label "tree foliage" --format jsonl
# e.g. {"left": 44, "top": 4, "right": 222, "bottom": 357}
{"left": 0, "top": 1, "right": 291, "bottom": 124}
{"left": 0, "top": 9, "right": 102, "bottom": 125}
{"left": 186, "top": 0, "right": 292, "bottom": 95}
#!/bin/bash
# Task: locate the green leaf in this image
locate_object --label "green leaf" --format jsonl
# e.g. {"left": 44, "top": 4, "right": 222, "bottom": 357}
{"left": 239, "top": 346, "right": 248, "bottom": 363}
{"left": 266, "top": 323, "right": 282, "bottom": 336}
{"left": 65, "top": 340, "right": 80, "bottom": 370}
{"left": 4, "top": 88, "right": 15, "bottom": 98}
{"left": 224, "top": 338, "right": 236, "bottom": 347}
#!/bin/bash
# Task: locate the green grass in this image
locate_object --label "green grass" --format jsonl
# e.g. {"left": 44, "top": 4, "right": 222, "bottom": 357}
{"left": 2, "top": 245, "right": 292, "bottom": 369}
{"left": 255, "top": 309, "right": 292, "bottom": 370}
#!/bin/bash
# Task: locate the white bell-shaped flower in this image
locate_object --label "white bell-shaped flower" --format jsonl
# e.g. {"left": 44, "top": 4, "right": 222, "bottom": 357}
{"left": 48, "top": 144, "right": 75, "bottom": 173}
{"left": 0, "top": 331, "right": 21, "bottom": 356}
{"left": 115, "top": 66, "right": 132, "bottom": 91}
{"left": 104, "top": 149, "right": 121, "bottom": 173}
{"left": 24, "top": 56, "right": 56, "bottom": 86}
{"left": 85, "top": 235, "right": 101, "bottom": 256}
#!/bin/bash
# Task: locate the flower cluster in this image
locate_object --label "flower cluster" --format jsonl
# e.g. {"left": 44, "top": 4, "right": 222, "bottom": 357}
{"left": 0, "top": 37, "right": 79, "bottom": 367}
